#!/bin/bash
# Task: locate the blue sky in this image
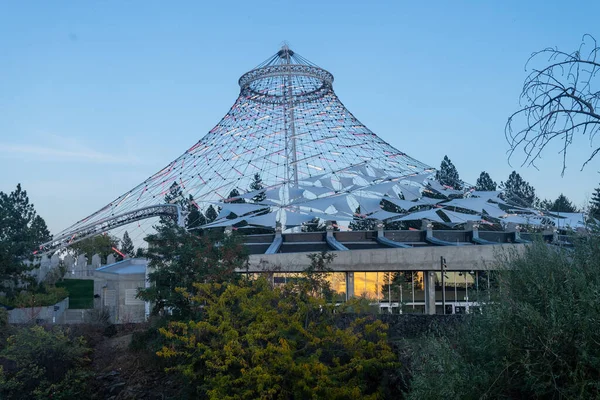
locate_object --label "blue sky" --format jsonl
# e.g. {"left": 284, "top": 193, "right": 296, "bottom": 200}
{"left": 1, "top": 1, "right": 599, "bottom": 234}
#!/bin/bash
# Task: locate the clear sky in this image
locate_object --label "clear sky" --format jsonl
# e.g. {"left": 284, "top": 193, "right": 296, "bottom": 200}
{"left": 1, "top": 0, "right": 599, "bottom": 235}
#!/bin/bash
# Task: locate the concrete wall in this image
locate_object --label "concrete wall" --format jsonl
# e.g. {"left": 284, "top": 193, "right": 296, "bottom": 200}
{"left": 8, "top": 297, "right": 69, "bottom": 324}
{"left": 94, "top": 271, "right": 146, "bottom": 324}
{"left": 247, "top": 243, "right": 525, "bottom": 273}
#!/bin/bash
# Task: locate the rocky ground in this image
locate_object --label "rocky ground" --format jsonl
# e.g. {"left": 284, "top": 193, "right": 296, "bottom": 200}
{"left": 78, "top": 325, "right": 183, "bottom": 400}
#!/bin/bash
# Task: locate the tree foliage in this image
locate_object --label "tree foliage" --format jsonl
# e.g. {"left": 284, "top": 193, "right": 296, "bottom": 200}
{"left": 589, "top": 184, "right": 600, "bottom": 220}
{"left": 137, "top": 225, "right": 248, "bottom": 318}
{"left": 348, "top": 206, "right": 378, "bottom": 231}
{"left": 506, "top": 34, "right": 600, "bottom": 173}
{"left": 70, "top": 234, "right": 119, "bottom": 264}
{"left": 500, "top": 171, "right": 537, "bottom": 207}
{"left": 0, "top": 184, "right": 52, "bottom": 297}
{"left": 185, "top": 194, "right": 206, "bottom": 231}
{"left": 205, "top": 205, "right": 218, "bottom": 224}
{"left": 408, "top": 239, "right": 600, "bottom": 399}
{"left": 0, "top": 326, "right": 91, "bottom": 400}
{"left": 475, "top": 171, "right": 497, "bottom": 191}
{"left": 249, "top": 173, "right": 266, "bottom": 203}
{"left": 435, "top": 155, "right": 462, "bottom": 190}
{"left": 157, "top": 278, "right": 399, "bottom": 399}
{"left": 538, "top": 194, "right": 578, "bottom": 213}
{"left": 120, "top": 231, "right": 135, "bottom": 257}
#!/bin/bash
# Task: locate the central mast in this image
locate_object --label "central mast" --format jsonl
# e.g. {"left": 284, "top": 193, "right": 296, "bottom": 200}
{"left": 281, "top": 45, "right": 299, "bottom": 195}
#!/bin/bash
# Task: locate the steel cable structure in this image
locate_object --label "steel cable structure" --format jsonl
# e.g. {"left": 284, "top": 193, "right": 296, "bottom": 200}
{"left": 38, "top": 46, "right": 588, "bottom": 254}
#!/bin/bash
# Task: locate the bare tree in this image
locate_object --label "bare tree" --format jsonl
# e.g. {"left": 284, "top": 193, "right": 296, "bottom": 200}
{"left": 506, "top": 34, "right": 600, "bottom": 174}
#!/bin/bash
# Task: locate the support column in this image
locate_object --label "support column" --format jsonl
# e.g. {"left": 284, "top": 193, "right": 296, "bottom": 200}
{"left": 424, "top": 271, "right": 436, "bottom": 315}
{"left": 345, "top": 272, "right": 354, "bottom": 301}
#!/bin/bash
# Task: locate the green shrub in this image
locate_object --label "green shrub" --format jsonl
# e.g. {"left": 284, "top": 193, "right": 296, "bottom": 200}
{"left": 1, "top": 286, "right": 68, "bottom": 308}
{"left": 0, "top": 326, "right": 91, "bottom": 399}
{"left": 407, "top": 238, "right": 600, "bottom": 399}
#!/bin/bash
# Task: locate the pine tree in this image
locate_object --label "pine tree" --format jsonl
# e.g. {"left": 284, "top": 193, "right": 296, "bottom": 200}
{"left": 550, "top": 194, "right": 577, "bottom": 213}
{"left": 225, "top": 189, "right": 245, "bottom": 220}
{"left": 435, "top": 155, "right": 463, "bottom": 190}
{"left": 0, "top": 184, "right": 52, "bottom": 296}
{"left": 537, "top": 198, "right": 554, "bottom": 210}
{"left": 249, "top": 173, "right": 266, "bottom": 203}
{"left": 348, "top": 206, "right": 377, "bottom": 231}
{"left": 475, "top": 171, "right": 497, "bottom": 191}
{"left": 590, "top": 184, "right": 600, "bottom": 220}
{"left": 160, "top": 182, "right": 185, "bottom": 225}
{"left": 120, "top": 231, "right": 135, "bottom": 257}
{"left": 185, "top": 194, "right": 206, "bottom": 231}
{"left": 205, "top": 205, "right": 218, "bottom": 224}
{"left": 500, "top": 171, "right": 537, "bottom": 207}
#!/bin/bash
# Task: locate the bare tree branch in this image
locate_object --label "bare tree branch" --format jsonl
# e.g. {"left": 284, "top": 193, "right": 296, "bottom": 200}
{"left": 506, "top": 35, "right": 600, "bottom": 174}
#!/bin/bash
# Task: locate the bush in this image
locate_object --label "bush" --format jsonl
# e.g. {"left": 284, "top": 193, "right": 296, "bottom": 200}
{"left": 0, "top": 326, "right": 91, "bottom": 399}
{"left": 407, "top": 238, "right": 600, "bottom": 399}
{"left": 158, "top": 278, "right": 400, "bottom": 399}
{"left": 0, "top": 286, "right": 68, "bottom": 308}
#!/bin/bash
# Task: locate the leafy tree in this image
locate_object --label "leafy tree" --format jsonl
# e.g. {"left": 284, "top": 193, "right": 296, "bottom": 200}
{"left": 0, "top": 184, "right": 52, "bottom": 297}
{"left": 0, "top": 326, "right": 91, "bottom": 400}
{"left": 435, "top": 155, "right": 463, "bottom": 190}
{"left": 249, "top": 173, "right": 266, "bottom": 203}
{"left": 348, "top": 206, "right": 377, "bottom": 231}
{"left": 137, "top": 225, "right": 248, "bottom": 318}
{"left": 500, "top": 171, "right": 537, "bottom": 207}
{"left": 407, "top": 238, "right": 600, "bottom": 399}
{"left": 185, "top": 194, "right": 206, "bottom": 231}
{"left": 475, "top": 171, "right": 497, "bottom": 191}
{"left": 120, "top": 231, "right": 135, "bottom": 257}
{"left": 70, "top": 234, "right": 119, "bottom": 264}
{"left": 157, "top": 278, "right": 399, "bottom": 399}
{"left": 506, "top": 35, "right": 600, "bottom": 173}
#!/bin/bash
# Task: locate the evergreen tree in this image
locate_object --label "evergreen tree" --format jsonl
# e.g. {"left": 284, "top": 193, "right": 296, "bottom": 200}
{"left": 159, "top": 182, "right": 185, "bottom": 226}
{"left": 500, "top": 171, "right": 537, "bottom": 207}
{"left": 537, "top": 198, "right": 554, "bottom": 211}
{"left": 475, "top": 171, "right": 497, "bottom": 191}
{"left": 226, "top": 188, "right": 245, "bottom": 204}
{"left": 185, "top": 194, "right": 206, "bottom": 231}
{"left": 348, "top": 207, "right": 377, "bottom": 231}
{"left": 225, "top": 189, "right": 245, "bottom": 220}
{"left": 120, "top": 231, "right": 135, "bottom": 257}
{"left": 205, "top": 205, "right": 218, "bottom": 224}
{"left": 137, "top": 225, "right": 248, "bottom": 317}
{"left": 301, "top": 218, "right": 340, "bottom": 232}
{"left": 589, "top": 184, "right": 600, "bottom": 220}
{"left": 249, "top": 173, "right": 266, "bottom": 203}
{"left": 0, "top": 184, "right": 52, "bottom": 296}
{"left": 435, "top": 155, "right": 463, "bottom": 190}
{"left": 549, "top": 194, "right": 577, "bottom": 213}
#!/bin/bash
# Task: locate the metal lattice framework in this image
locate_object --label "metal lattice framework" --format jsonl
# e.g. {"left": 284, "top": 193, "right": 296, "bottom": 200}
{"left": 39, "top": 46, "right": 589, "bottom": 253}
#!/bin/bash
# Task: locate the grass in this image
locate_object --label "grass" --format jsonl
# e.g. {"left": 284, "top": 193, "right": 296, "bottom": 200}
{"left": 57, "top": 279, "right": 94, "bottom": 309}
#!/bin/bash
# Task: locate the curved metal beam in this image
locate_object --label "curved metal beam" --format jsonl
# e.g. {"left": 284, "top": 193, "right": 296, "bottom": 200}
{"left": 37, "top": 204, "right": 183, "bottom": 255}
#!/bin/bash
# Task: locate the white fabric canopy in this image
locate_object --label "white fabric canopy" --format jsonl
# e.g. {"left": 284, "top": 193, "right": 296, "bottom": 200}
{"left": 367, "top": 210, "right": 402, "bottom": 221}
{"left": 395, "top": 209, "right": 445, "bottom": 223}
{"left": 245, "top": 212, "right": 278, "bottom": 227}
{"left": 216, "top": 203, "right": 269, "bottom": 219}
{"left": 441, "top": 210, "right": 481, "bottom": 224}
{"left": 443, "top": 198, "right": 506, "bottom": 218}
{"left": 352, "top": 195, "right": 383, "bottom": 213}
